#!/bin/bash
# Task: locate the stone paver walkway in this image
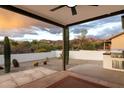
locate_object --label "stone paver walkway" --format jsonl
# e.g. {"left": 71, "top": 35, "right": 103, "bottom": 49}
{"left": 0, "top": 67, "right": 57, "bottom": 88}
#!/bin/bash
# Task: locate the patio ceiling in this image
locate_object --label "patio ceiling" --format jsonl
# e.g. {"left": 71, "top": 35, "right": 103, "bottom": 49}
{"left": 14, "top": 5, "right": 124, "bottom": 26}
{"left": 0, "top": 5, "right": 124, "bottom": 28}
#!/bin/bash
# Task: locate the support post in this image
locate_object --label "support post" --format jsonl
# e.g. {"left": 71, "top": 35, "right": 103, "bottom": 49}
{"left": 121, "top": 15, "right": 124, "bottom": 29}
{"left": 63, "top": 26, "right": 69, "bottom": 70}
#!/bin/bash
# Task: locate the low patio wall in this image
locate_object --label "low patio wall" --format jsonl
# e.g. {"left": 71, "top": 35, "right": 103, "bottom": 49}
{"left": 0, "top": 50, "right": 105, "bottom": 65}
{"left": 0, "top": 51, "right": 57, "bottom": 65}
{"left": 69, "top": 50, "right": 105, "bottom": 61}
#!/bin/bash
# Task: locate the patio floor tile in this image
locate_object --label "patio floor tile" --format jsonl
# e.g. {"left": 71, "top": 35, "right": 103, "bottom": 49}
{"left": 0, "top": 67, "right": 57, "bottom": 87}
{"left": 0, "top": 79, "right": 17, "bottom": 88}
{"left": 0, "top": 74, "right": 12, "bottom": 83}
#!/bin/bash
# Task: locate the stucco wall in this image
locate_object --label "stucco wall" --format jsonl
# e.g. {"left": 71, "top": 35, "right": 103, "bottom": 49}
{"left": 111, "top": 34, "right": 124, "bottom": 50}
{"left": 69, "top": 50, "right": 105, "bottom": 61}
{"left": 0, "top": 50, "right": 105, "bottom": 65}
{"left": 0, "top": 51, "right": 57, "bottom": 65}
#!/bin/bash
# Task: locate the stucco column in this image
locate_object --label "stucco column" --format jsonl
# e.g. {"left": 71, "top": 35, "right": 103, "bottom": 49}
{"left": 121, "top": 15, "right": 124, "bottom": 29}
{"left": 63, "top": 26, "right": 69, "bottom": 70}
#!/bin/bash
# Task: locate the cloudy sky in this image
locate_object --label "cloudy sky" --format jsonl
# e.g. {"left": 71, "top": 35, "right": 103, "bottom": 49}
{"left": 0, "top": 8, "right": 124, "bottom": 41}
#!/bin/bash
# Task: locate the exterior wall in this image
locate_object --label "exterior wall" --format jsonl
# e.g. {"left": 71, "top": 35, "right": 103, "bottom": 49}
{"left": 111, "top": 34, "right": 124, "bottom": 50}
{"left": 0, "top": 50, "right": 104, "bottom": 65}
{"left": 0, "top": 51, "right": 57, "bottom": 65}
{"left": 69, "top": 50, "right": 105, "bottom": 61}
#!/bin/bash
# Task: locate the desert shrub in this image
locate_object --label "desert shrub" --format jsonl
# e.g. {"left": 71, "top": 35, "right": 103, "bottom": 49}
{"left": 32, "top": 61, "right": 39, "bottom": 67}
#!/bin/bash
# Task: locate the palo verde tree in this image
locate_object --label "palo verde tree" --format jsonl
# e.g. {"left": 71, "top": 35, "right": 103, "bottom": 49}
{"left": 4, "top": 36, "right": 11, "bottom": 73}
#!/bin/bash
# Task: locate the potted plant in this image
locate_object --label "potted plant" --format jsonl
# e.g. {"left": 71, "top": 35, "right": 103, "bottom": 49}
{"left": 12, "top": 59, "right": 19, "bottom": 67}
{"left": 32, "top": 61, "right": 39, "bottom": 67}
{"left": 43, "top": 57, "right": 49, "bottom": 65}
{"left": 0, "top": 66, "right": 4, "bottom": 70}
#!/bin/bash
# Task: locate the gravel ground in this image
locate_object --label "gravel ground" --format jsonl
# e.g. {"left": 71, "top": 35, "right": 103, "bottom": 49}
{"left": 0, "top": 58, "right": 102, "bottom": 75}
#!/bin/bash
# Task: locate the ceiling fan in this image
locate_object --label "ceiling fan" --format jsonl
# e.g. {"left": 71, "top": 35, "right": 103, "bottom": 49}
{"left": 50, "top": 5, "right": 98, "bottom": 16}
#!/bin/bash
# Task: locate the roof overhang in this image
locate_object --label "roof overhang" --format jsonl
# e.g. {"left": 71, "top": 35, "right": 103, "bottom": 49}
{"left": 106, "top": 31, "right": 124, "bottom": 41}
{"left": 0, "top": 5, "right": 124, "bottom": 28}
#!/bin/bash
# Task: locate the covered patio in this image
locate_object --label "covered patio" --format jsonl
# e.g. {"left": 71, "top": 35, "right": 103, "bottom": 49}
{"left": 1, "top": 5, "right": 124, "bottom": 70}
{"left": 0, "top": 5, "right": 124, "bottom": 88}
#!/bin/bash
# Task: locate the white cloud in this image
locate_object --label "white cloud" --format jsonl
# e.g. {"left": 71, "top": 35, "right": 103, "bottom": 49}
{"left": 0, "top": 12, "right": 123, "bottom": 41}
{"left": 87, "top": 22, "right": 122, "bottom": 36}
{"left": 9, "top": 29, "right": 62, "bottom": 41}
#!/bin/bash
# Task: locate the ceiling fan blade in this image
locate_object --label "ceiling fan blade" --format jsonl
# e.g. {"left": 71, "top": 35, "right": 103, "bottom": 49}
{"left": 50, "top": 5, "right": 66, "bottom": 11}
{"left": 121, "top": 15, "right": 124, "bottom": 29}
{"left": 71, "top": 7, "right": 77, "bottom": 15}
{"left": 88, "top": 5, "right": 99, "bottom": 6}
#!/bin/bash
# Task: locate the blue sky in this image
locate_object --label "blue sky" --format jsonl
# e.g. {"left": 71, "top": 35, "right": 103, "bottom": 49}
{"left": 70, "top": 14, "right": 123, "bottom": 39}
{"left": 0, "top": 13, "right": 123, "bottom": 41}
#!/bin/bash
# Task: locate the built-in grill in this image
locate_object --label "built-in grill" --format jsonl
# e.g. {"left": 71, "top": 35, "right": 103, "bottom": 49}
{"left": 111, "top": 50, "right": 124, "bottom": 69}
